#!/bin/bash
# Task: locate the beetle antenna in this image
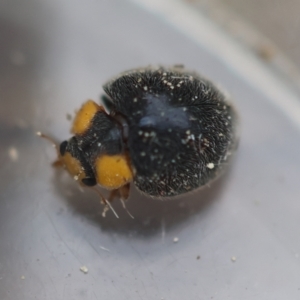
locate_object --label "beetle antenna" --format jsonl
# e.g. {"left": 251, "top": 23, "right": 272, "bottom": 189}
{"left": 120, "top": 199, "right": 134, "bottom": 219}
{"left": 36, "top": 131, "right": 60, "bottom": 157}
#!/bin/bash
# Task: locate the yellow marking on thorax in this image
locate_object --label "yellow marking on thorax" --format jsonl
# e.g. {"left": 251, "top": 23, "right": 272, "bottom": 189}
{"left": 95, "top": 154, "right": 133, "bottom": 189}
{"left": 61, "top": 152, "right": 86, "bottom": 182}
{"left": 71, "top": 100, "right": 103, "bottom": 135}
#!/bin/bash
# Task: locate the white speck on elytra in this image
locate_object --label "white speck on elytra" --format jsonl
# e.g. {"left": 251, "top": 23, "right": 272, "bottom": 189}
{"left": 207, "top": 163, "right": 215, "bottom": 169}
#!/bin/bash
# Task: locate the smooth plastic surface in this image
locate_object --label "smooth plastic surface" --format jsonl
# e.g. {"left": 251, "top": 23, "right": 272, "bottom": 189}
{"left": 1, "top": 1, "right": 300, "bottom": 299}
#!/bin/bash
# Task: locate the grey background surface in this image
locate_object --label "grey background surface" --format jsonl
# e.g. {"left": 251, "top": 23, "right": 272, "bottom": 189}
{"left": 191, "top": 0, "right": 300, "bottom": 69}
{"left": 1, "top": 1, "right": 300, "bottom": 299}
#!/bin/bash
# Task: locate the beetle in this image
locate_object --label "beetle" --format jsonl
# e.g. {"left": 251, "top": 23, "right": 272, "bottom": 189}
{"left": 38, "top": 66, "right": 238, "bottom": 216}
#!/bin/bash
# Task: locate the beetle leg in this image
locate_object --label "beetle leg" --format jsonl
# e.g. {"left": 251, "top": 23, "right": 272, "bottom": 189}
{"left": 120, "top": 183, "right": 130, "bottom": 201}
{"left": 120, "top": 183, "right": 134, "bottom": 218}
{"left": 89, "top": 187, "right": 119, "bottom": 218}
{"left": 108, "top": 184, "right": 133, "bottom": 218}
{"left": 107, "top": 189, "right": 120, "bottom": 202}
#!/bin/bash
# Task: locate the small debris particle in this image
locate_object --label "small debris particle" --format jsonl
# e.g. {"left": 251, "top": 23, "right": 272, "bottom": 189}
{"left": 66, "top": 113, "right": 72, "bottom": 121}
{"left": 8, "top": 147, "right": 19, "bottom": 162}
{"left": 173, "top": 237, "right": 179, "bottom": 243}
{"left": 207, "top": 163, "right": 215, "bottom": 169}
{"left": 99, "top": 246, "right": 110, "bottom": 252}
{"left": 80, "top": 266, "right": 89, "bottom": 274}
{"left": 197, "top": 255, "right": 201, "bottom": 260}
{"left": 257, "top": 43, "right": 276, "bottom": 61}
{"left": 231, "top": 256, "right": 237, "bottom": 262}
{"left": 254, "top": 199, "right": 261, "bottom": 206}
{"left": 21, "top": 275, "right": 25, "bottom": 280}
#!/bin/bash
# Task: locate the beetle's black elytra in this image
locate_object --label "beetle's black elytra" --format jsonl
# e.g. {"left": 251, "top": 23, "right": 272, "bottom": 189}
{"left": 103, "top": 66, "right": 237, "bottom": 196}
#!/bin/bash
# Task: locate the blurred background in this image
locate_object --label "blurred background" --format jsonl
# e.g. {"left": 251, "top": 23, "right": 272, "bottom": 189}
{"left": 1, "top": 0, "right": 300, "bottom": 299}
{"left": 192, "top": 0, "right": 300, "bottom": 69}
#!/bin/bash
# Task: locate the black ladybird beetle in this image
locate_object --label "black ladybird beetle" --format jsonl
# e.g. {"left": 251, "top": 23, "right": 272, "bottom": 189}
{"left": 39, "top": 66, "right": 238, "bottom": 213}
